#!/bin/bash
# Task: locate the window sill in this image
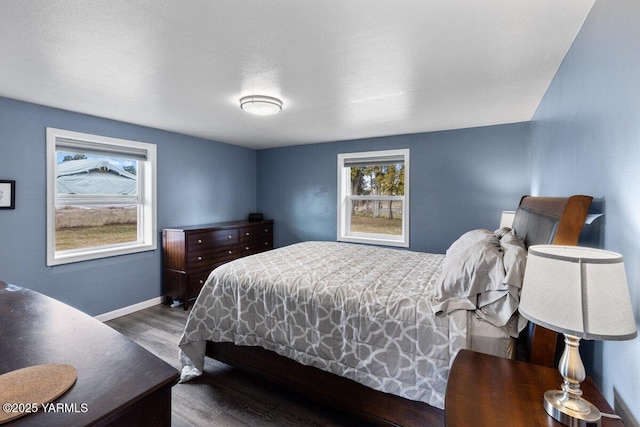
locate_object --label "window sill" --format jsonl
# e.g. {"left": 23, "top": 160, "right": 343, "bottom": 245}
{"left": 47, "top": 242, "right": 156, "bottom": 266}
{"left": 338, "top": 235, "right": 409, "bottom": 248}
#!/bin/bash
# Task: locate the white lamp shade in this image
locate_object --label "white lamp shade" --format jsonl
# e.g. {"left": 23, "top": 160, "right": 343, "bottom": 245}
{"left": 520, "top": 245, "right": 637, "bottom": 340}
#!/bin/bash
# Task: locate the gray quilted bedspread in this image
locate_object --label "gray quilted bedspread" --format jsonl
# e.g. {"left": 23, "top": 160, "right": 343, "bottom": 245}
{"left": 178, "top": 241, "right": 467, "bottom": 409}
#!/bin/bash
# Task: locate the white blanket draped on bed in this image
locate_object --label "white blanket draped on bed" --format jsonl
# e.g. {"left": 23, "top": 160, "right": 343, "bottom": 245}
{"left": 179, "top": 241, "right": 468, "bottom": 409}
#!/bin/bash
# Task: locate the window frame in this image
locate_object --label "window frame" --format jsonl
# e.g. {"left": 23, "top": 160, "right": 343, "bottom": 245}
{"left": 337, "top": 148, "right": 410, "bottom": 247}
{"left": 46, "top": 127, "right": 157, "bottom": 266}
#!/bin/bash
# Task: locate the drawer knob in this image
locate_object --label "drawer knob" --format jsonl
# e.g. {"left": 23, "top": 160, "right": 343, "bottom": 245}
{"left": 245, "top": 246, "right": 250, "bottom": 250}
{"left": 227, "top": 235, "right": 232, "bottom": 239}
{"left": 228, "top": 250, "right": 232, "bottom": 255}
{"left": 199, "top": 280, "right": 204, "bottom": 284}
{"left": 265, "top": 242, "right": 269, "bottom": 245}
{"left": 265, "top": 229, "right": 269, "bottom": 232}
{"left": 197, "top": 256, "right": 203, "bottom": 261}
{"left": 197, "top": 239, "right": 202, "bottom": 244}
{"left": 245, "top": 232, "right": 250, "bottom": 236}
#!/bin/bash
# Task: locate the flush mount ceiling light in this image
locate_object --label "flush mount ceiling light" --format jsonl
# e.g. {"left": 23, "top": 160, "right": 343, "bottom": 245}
{"left": 239, "top": 95, "right": 283, "bottom": 116}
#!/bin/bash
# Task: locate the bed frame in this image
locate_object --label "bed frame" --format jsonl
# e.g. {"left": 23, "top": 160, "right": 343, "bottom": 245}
{"left": 205, "top": 195, "right": 593, "bottom": 427}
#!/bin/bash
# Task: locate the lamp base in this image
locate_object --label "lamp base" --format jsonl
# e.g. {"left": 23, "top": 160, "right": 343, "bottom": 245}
{"left": 544, "top": 390, "right": 602, "bottom": 427}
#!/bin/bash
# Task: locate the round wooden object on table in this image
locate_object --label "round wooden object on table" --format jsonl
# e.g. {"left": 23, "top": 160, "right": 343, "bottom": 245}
{"left": 0, "top": 364, "right": 77, "bottom": 424}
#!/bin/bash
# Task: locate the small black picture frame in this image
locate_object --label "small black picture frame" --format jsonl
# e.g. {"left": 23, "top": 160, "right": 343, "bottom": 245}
{"left": 0, "top": 180, "right": 15, "bottom": 209}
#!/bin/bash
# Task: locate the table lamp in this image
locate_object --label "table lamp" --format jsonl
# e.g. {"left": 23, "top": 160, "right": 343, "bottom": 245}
{"left": 500, "top": 210, "right": 516, "bottom": 228}
{"left": 519, "top": 245, "right": 637, "bottom": 427}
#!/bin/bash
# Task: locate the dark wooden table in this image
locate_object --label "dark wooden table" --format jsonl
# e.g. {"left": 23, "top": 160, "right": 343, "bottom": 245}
{"left": 0, "top": 281, "right": 179, "bottom": 426}
{"left": 445, "top": 349, "right": 623, "bottom": 427}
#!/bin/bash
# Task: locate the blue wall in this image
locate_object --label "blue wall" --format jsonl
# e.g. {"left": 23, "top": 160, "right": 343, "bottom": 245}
{"left": 257, "top": 122, "right": 531, "bottom": 254}
{"left": 531, "top": 0, "right": 640, "bottom": 419}
{"left": 2, "top": 4, "right": 636, "bottom": 414}
{"left": 0, "top": 96, "right": 256, "bottom": 316}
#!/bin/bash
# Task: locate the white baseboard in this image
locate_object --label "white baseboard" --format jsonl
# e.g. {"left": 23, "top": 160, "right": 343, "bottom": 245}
{"left": 95, "top": 296, "right": 162, "bottom": 322}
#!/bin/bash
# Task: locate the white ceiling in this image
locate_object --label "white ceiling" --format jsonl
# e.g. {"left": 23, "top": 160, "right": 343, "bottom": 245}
{"left": 0, "top": 1, "right": 595, "bottom": 149}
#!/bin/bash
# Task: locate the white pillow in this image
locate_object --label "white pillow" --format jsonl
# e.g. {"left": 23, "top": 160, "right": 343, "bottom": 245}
{"left": 431, "top": 228, "right": 528, "bottom": 329}
{"left": 432, "top": 230, "right": 503, "bottom": 316}
{"left": 445, "top": 229, "right": 495, "bottom": 258}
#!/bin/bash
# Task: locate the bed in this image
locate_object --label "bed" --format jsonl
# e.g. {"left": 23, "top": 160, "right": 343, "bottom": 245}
{"left": 178, "top": 195, "right": 593, "bottom": 426}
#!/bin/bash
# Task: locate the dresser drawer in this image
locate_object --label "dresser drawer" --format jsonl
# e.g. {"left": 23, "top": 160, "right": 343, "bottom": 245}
{"left": 187, "top": 229, "right": 239, "bottom": 251}
{"left": 240, "top": 239, "right": 273, "bottom": 256}
{"left": 187, "top": 246, "right": 238, "bottom": 269}
{"left": 239, "top": 224, "right": 273, "bottom": 243}
{"left": 187, "top": 267, "right": 221, "bottom": 300}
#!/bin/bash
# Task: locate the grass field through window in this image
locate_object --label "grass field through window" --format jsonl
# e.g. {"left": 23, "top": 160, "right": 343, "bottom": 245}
{"left": 55, "top": 207, "right": 137, "bottom": 250}
{"left": 350, "top": 214, "right": 402, "bottom": 235}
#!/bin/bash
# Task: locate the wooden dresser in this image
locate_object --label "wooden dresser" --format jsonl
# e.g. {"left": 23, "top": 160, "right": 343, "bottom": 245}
{"left": 162, "top": 219, "right": 274, "bottom": 309}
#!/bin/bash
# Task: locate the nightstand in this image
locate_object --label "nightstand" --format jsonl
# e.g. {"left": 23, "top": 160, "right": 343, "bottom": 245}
{"left": 445, "top": 349, "right": 623, "bottom": 427}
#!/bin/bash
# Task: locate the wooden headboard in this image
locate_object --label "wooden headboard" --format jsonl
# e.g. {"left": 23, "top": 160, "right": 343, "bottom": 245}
{"left": 513, "top": 195, "right": 593, "bottom": 367}
{"left": 512, "top": 195, "right": 593, "bottom": 247}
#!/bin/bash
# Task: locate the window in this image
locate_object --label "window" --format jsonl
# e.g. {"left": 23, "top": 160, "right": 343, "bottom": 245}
{"left": 46, "top": 128, "right": 157, "bottom": 266}
{"left": 337, "top": 149, "right": 409, "bottom": 247}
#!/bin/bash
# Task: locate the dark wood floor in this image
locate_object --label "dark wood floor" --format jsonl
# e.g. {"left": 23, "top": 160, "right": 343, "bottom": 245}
{"left": 105, "top": 304, "right": 369, "bottom": 426}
